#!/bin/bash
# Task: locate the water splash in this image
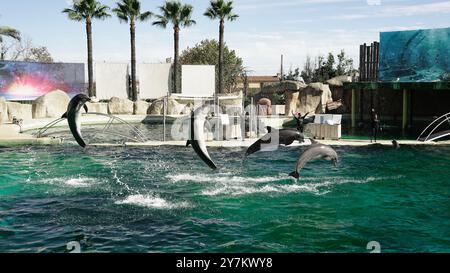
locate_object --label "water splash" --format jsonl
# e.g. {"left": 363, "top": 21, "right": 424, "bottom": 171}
{"left": 115, "top": 194, "right": 190, "bottom": 209}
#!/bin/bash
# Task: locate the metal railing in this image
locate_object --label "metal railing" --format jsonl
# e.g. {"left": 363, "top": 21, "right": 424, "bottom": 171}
{"left": 34, "top": 112, "right": 148, "bottom": 143}
{"left": 417, "top": 112, "right": 450, "bottom": 142}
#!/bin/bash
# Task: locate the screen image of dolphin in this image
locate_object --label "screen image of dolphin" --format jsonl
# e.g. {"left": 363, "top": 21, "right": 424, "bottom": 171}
{"left": 245, "top": 127, "right": 305, "bottom": 156}
{"left": 290, "top": 142, "right": 338, "bottom": 179}
{"left": 186, "top": 106, "right": 217, "bottom": 170}
{"left": 62, "top": 94, "right": 91, "bottom": 148}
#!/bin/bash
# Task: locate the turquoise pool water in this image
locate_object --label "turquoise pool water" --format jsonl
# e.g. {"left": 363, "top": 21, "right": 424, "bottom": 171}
{"left": 0, "top": 143, "right": 449, "bottom": 253}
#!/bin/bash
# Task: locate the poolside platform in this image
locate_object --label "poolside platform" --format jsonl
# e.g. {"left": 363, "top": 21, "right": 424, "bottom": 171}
{"left": 1, "top": 114, "right": 450, "bottom": 148}
{"left": 89, "top": 138, "right": 450, "bottom": 148}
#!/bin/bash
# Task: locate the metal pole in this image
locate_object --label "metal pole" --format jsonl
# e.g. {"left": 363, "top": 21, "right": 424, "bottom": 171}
{"left": 250, "top": 97, "right": 254, "bottom": 137}
{"left": 402, "top": 89, "right": 408, "bottom": 131}
{"left": 351, "top": 89, "right": 357, "bottom": 128}
{"left": 163, "top": 94, "right": 167, "bottom": 142}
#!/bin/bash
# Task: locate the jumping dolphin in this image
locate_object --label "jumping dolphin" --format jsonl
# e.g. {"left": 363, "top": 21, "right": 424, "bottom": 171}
{"left": 245, "top": 127, "right": 304, "bottom": 156}
{"left": 289, "top": 142, "right": 338, "bottom": 179}
{"left": 62, "top": 94, "right": 91, "bottom": 148}
{"left": 186, "top": 106, "right": 217, "bottom": 170}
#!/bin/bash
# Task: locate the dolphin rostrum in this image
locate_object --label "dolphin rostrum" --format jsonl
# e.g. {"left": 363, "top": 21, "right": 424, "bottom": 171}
{"left": 186, "top": 106, "right": 217, "bottom": 170}
{"left": 290, "top": 142, "right": 338, "bottom": 179}
{"left": 62, "top": 94, "right": 91, "bottom": 148}
{"left": 246, "top": 127, "right": 304, "bottom": 156}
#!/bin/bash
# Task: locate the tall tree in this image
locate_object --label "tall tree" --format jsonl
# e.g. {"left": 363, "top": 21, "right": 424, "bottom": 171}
{"left": 153, "top": 1, "right": 195, "bottom": 94}
{"left": 63, "top": 0, "right": 110, "bottom": 97}
{"left": 113, "top": 0, "right": 152, "bottom": 101}
{"left": 204, "top": 0, "right": 238, "bottom": 95}
{"left": 180, "top": 39, "right": 243, "bottom": 93}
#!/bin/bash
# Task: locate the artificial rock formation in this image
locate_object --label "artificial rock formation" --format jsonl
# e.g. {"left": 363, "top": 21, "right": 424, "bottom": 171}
{"left": 257, "top": 98, "right": 272, "bottom": 116}
{"left": 86, "top": 102, "right": 108, "bottom": 114}
{"left": 0, "top": 97, "right": 7, "bottom": 123}
{"left": 32, "top": 90, "right": 70, "bottom": 119}
{"left": 108, "top": 97, "right": 134, "bottom": 115}
{"left": 285, "top": 82, "right": 334, "bottom": 115}
{"left": 7, "top": 102, "right": 32, "bottom": 121}
{"left": 133, "top": 101, "right": 150, "bottom": 115}
{"left": 326, "top": 75, "right": 352, "bottom": 87}
{"left": 147, "top": 97, "right": 183, "bottom": 115}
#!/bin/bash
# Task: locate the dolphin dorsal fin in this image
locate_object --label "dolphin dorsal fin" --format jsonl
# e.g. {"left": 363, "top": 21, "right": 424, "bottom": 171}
{"left": 266, "top": 126, "right": 277, "bottom": 133}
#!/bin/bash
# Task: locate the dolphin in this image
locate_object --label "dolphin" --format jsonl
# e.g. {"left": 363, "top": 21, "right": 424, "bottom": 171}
{"left": 392, "top": 140, "right": 400, "bottom": 149}
{"left": 245, "top": 127, "right": 304, "bottom": 156}
{"left": 289, "top": 142, "right": 338, "bottom": 179}
{"left": 62, "top": 94, "right": 91, "bottom": 148}
{"left": 186, "top": 106, "right": 217, "bottom": 170}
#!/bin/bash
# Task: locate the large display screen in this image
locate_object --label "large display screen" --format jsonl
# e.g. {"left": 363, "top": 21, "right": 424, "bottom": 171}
{"left": 379, "top": 27, "right": 450, "bottom": 82}
{"left": 0, "top": 61, "right": 85, "bottom": 100}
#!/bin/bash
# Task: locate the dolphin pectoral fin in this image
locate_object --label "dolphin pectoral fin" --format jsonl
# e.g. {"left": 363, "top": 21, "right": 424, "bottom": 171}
{"left": 186, "top": 140, "right": 191, "bottom": 147}
{"left": 84, "top": 104, "right": 89, "bottom": 113}
{"left": 289, "top": 171, "right": 300, "bottom": 179}
{"left": 61, "top": 112, "right": 68, "bottom": 119}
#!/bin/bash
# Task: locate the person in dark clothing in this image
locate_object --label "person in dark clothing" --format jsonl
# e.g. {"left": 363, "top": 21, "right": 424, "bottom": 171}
{"left": 293, "top": 112, "right": 311, "bottom": 133}
{"left": 371, "top": 108, "right": 380, "bottom": 143}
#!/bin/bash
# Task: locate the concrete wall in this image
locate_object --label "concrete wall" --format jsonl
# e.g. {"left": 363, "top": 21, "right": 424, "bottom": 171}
{"left": 182, "top": 65, "right": 215, "bottom": 97}
{"left": 139, "top": 63, "right": 172, "bottom": 99}
{"left": 95, "top": 63, "right": 129, "bottom": 100}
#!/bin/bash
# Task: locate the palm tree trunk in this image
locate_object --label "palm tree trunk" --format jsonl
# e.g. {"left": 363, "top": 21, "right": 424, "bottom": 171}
{"left": 86, "top": 17, "right": 94, "bottom": 98}
{"left": 130, "top": 20, "right": 137, "bottom": 101}
{"left": 173, "top": 26, "right": 180, "bottom": 94}
{"left": 219, "top": 19, "right": 225, "bottom": 95}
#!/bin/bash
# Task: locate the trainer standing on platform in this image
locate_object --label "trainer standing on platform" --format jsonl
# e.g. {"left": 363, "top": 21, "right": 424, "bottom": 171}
{"left": 371, "top": 108, "right": 380, "bottom": 143}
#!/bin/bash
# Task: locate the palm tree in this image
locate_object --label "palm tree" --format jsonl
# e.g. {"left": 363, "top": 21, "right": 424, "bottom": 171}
{"left": 63, "top": 0, "right": 110, "bottom": 97}
{"left": 153, "top": 1, "right": 195, "bottom": 94}
{"left": 113, "top": 0, "right": 152, "bottom": 101}
{"left": 0, "top": 26, "right": 21, "bottom": 60}
{"left": 204, "top": 0, "right": 238, "bottom": 95}
{"left": 0, "top": 27, "right": 21, "bottom": 43}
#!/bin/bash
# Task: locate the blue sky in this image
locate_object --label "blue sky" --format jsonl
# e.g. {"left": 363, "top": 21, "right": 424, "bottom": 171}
{"left": 0, "top": 0, "right": 449, "bottom": 75}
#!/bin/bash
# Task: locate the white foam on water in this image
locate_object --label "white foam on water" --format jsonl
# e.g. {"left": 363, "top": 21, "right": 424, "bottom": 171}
{"left": 200, "top": 175, "right": 405, "bottom": 197}
{"left": 34, "top": 176, "right": 100, "bottom": 188}
{"left": 115, "top": 194, "right": 190, "bottom": 209}
{"left": 168, "top": 173, "right": 286, "bottom": 184}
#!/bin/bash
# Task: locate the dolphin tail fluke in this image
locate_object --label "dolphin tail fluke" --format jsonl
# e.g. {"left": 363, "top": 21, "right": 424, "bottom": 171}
{"left": 289, "top": 171, "right": 300, "bottom": 179}
{"left": 61, "top": 112, "right": 67, "bottom": 119}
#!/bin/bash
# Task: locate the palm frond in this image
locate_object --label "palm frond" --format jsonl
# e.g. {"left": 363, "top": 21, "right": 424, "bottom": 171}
{"left": 0, "top": 26, "right": 21, "bottom": 41}
{"left": 152, "top": 15, "right": 169, "bottom": 28}
{"left": 204, "top": 0, "right": 238, "bottom": 22}
{"left": 138, "top": 11, "right": 153, "bottom": 22}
